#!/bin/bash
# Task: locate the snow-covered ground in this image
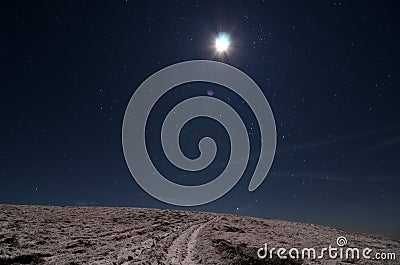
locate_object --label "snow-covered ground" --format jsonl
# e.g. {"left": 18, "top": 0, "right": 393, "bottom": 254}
{"left": 0, "top": 204, "right": 398, "bottom": 264}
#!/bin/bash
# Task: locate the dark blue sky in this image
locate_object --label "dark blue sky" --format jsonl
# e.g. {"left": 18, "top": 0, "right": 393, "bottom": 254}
{"left": 1, "top": 1, "right": 399, "bottom": 237}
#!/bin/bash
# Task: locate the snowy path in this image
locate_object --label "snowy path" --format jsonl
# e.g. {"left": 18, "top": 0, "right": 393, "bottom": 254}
{"left": 166, "top": 217, "right": 219, "bottom": 265}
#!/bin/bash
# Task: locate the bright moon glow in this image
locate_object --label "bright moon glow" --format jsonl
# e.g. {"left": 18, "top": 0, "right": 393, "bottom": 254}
{"left": 215, "top": 33, "right": 230, "bottom": 52}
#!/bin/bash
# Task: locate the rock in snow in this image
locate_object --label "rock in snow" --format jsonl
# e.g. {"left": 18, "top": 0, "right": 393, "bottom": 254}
{"left": 0, "top": 204, "right": 398, "bottom": 264}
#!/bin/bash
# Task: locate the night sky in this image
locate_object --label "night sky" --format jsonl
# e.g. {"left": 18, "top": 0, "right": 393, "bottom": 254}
{"left": 1, "top": 1, "right": 399, "bottom": 237}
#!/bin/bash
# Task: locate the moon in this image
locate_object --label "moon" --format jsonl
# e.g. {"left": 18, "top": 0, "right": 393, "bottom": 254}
{"left": 215, "top": 33, "right": 230, "bottom": 52}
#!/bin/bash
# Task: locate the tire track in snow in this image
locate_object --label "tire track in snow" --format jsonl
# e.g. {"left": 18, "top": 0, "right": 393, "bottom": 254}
{"left": 166, "top": 217, "right": 219, "bottom": 265}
